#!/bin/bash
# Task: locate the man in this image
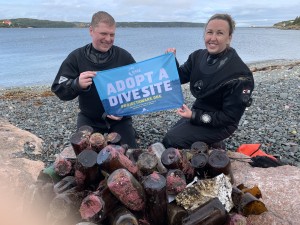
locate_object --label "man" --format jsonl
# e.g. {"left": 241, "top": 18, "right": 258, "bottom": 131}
{"left": 51, "top": 11, "right": 137, "bottom": 148}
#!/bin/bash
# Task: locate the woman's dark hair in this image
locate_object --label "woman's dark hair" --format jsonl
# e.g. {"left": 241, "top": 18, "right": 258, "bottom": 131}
{"left": 205, "top": 13, "right": 236, "bottom": 35}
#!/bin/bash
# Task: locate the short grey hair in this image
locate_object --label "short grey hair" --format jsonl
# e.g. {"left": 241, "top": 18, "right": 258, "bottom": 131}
{"left": 90, "top": 11, "right": 115, "bottom": 28}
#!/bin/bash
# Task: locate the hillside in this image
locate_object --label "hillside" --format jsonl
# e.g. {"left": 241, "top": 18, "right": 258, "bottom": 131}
{"left": 0, "top": 18, "right": 204, "bottom": 28}
{"left": 273, "top": 16, "right": 300, "bottom": 30}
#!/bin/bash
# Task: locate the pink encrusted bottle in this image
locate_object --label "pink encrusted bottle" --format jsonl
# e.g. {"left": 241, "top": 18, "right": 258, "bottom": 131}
{"left": 107, "top": 168, "right": 145, "bottom": 211}
{"left": 97, "top": 145, "right": 138, "bottom": 176}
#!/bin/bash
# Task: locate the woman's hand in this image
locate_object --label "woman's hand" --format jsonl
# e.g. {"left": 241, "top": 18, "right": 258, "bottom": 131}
{"left": 107, "top": 115, "right": 123, "bottom": 121}
{"left": 165, "top": 48, "right": 176, "bottom": 56}
{"left": 177, "top": 104, "right": 192, "bottom": 119}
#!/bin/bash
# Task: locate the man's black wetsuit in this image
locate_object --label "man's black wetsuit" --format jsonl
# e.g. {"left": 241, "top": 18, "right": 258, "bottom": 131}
{"left": 52, "top": 44, "right": 137, "bottom": 147}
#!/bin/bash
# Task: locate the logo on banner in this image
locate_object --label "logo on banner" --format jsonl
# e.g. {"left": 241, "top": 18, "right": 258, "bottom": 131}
{"left": 93, "top": 53, "right": 184, "bottom": 116}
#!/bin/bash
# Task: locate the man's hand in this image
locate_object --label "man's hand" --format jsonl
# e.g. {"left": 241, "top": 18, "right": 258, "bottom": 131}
{"left": 107, "top": 115, "right": 123, "bottom": 121}
{"left": 79, "top": 71, "right": 96, "bottom": 89}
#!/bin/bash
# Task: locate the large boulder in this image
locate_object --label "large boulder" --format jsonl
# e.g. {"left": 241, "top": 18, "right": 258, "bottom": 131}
{"left": 229, "top": 151, "right": 300, "bottom": 225}
{"left": 0, "top": 118, "right": 44, "bottom": 191}
{"left": 0, "top": 118, "right": 44, "bottom": 225}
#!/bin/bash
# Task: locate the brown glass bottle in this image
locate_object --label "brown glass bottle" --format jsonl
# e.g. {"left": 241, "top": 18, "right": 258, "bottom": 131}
{"left": 162, "top": 147, "right": 195, "bottom": 181}
{"left": 108, "top": 206, "right": 139, "bottom": 225}
{"left": 89, "top": 132, "right": 106, "bottom": 153}
{"left": 167, "top": 201, "right": 188, "bottom": 225}
{"left": 207, "top": 150, "right": 234, "bottom": 183}
{"left": 190, "top": 141, "right": 209, "bottom": 154}
{"left": 70, "top": 131, "right": 90, "bottom": 155}
{"left": 76, "top": 149, "right": 101, "bottom": 188}
{"left": 136, "top": 151, "right": 158, "bottom": 176}
{"left": 191, "top": 152, "right": 209, "bottom": 179}
{"left": 142, "top": 172, "right": 167, "bottom": 225}
{"left": 182, "top": 197, "right": 228, "bottom": 225}
{"left": 148, "top": 142, "right": 168, "bottom": 173}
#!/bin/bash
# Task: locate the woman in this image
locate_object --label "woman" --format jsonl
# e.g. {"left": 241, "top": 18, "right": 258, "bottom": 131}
{"left": 162, "top": 13, "right": 254, "bottom": 149}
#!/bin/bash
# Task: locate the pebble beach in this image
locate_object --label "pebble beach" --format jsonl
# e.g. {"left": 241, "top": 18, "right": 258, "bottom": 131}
{"left": 0, "top": 59, "right": 299, "bottom": 167}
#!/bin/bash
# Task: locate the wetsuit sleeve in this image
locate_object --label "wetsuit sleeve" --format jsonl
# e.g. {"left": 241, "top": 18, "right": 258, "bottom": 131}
{"left": 51, "top": 53, "right": 86, "bottom": 101}
{"left": 191, "top": 77, "right": 254, "bottom": 127}
{"left": 177, "top": 53, "right": 194, "bottom": 84}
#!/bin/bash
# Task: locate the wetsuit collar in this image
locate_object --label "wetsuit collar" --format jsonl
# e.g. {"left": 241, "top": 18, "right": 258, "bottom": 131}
{"left": 85, "top": 43, "right": 114, "bottom": 64}
{"left": 207, "top": 49, "right": 228, "bottom": 65}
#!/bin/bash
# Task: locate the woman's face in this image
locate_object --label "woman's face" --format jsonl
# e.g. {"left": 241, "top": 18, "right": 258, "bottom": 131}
{"left": 204, "top": 19, "right": 232, "bottom": 54}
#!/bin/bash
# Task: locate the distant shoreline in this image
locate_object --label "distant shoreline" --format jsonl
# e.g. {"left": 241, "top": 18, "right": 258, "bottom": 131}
{"left": 1, "top": 18, "right": 299, "bottom": 29}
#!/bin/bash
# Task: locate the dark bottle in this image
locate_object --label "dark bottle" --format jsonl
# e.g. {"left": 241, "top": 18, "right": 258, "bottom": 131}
{"left": 53, "top": 176, "right": 76, "bottom": 194}
{"left": 70, "top": 131, "right": 90, "bottom": 155}
{"left": 167, "top": 201, "right": 188, "bottom": 225}
{"left": 231, "top": 186, "right": 244, "bottom": 210}
{"left": 53, "top": 154, "right": 73, "bottom": 177}
{"left": 190, "top": 152, "right": 209, "bottom": 179}
{"left": 49, "top": 187, "right": 87, "bottom": 225}
{"left": 106, "top": 132, "right": 122, "bottom": 145}
{"left": 207, "top": 150, "right": 234, "bottom": 183}
{"left": 190, "top": 141, "right": 209, "bottom": 154}
{"left": 89, "top": 132, "right": 106, "bottom": 153}
{"left": 76, "top": 149, "right": 101, "bottom": 189}
{"left": 137, "top": 152, "right": 158, "bottom": 176}
{"left": 78, "top": 125, "right": 94, "bottom": 136}
{"left": 148, "top": 142, "right": 168, "bottom": 174}
{"left": 142, "top": 172, "right": 167, "bottom": 225}
{"left": 126, "top": 148, "right": 145, "bottom": 163}
{"left": 161, "top": 147, "right": 182, "bottom": 169}
{"left": 182, "top": 197, "right": 228, "bottom": 225}
{"left": 162, "top": 147, "right": 195, "bottom": 182}
{"left": 108, "top": 206, "right": 139, "bottom": 225}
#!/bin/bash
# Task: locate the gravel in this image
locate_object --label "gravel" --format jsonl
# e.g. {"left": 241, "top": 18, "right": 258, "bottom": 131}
{"left": 0, "top": 59, "right": 299, "bottom": 167}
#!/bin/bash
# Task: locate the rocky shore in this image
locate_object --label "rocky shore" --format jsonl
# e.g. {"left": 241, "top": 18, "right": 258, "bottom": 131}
{"left": 0, "top": 59, "right": 299, "bottom": 167}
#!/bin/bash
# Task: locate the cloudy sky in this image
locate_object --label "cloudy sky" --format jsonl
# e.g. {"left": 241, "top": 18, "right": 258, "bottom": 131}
{"left": 1, "top": 0, "right": 299, "bottom": 27}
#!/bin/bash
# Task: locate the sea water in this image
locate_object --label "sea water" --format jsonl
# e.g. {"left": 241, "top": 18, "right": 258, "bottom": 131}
{"left": 1, "top": 27, "right": 300, "bottom": 88}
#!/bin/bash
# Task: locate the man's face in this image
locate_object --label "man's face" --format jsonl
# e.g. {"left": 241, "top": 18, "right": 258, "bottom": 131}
{"left": 89, "top": 22, "right": 116, "bottom": 52}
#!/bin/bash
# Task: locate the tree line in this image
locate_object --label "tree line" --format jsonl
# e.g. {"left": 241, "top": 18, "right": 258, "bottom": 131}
{"left": 0, "top": 18, "right": 204, "bottom": 28}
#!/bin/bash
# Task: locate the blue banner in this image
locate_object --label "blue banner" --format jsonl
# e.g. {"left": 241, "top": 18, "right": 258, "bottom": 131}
{"left": 93, "top": 53, "right": 184, "bottom": 116}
